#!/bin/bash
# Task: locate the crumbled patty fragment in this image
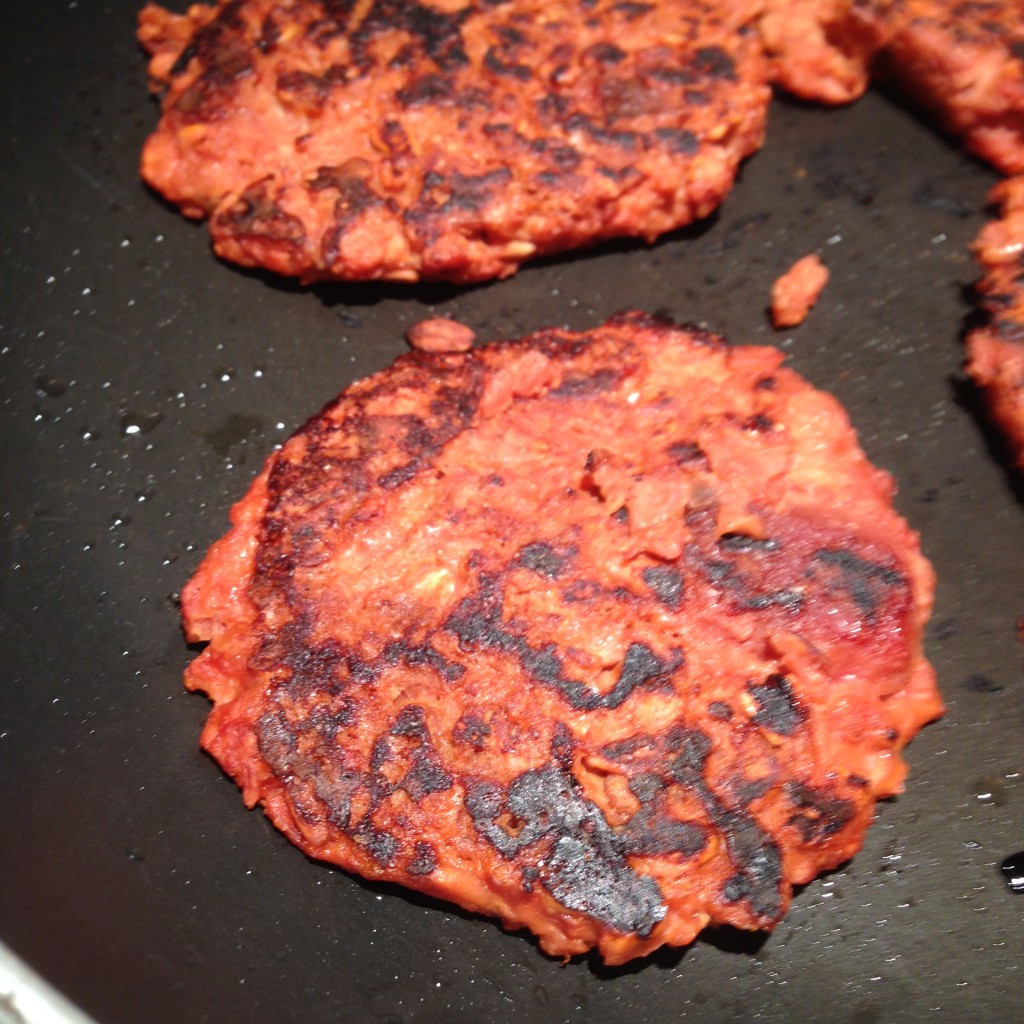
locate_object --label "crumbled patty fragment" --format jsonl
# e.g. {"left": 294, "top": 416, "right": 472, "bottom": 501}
{"left": 139, "top": 0, "right": 770, "bottom": 284}
{"left": 182, "top": 311, "right": 942, "bottom": 964}
{"left": 771, "top": 253, "right": 830, "bottom": 327}
{"left": 407, "top": 317, "right": 476, "bottom": 353}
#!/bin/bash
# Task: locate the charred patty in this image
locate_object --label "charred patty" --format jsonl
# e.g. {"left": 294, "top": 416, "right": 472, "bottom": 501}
{"left": 138, "top": 0, "right": 770, "bottom": 284}
{"left": 874, "top": 0, "right": 1024, "bottom": 175}
{"left": 967, "top": 176, "right": 1024, "bottom": 465}
{"left": 758, "top": 0, "right": 896, "bottom": 105}
{"left": 181, "top": 312, "right": 942, "bottom": 964}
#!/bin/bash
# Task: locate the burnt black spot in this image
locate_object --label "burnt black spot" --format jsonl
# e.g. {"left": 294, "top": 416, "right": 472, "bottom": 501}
{"left": 218, "top": 183, "right": 306, "bottom": 244}
{"left": 402, "top": 752, "right": 453, "bottom": 800}
{"left": 647, "top": 65, "right": 697, "bottom": 85}
{"left": 373, "top": 706, "right": 453, "bottom": 801}
{"left": 612, "top": 1, "right": 654, "bottom": 18}
{"left": 407, "top": 841, "right": 438, "bottom": 875}
{"left": 718, "top": 534, "right": 779, "bottom": 553}
{"left": 743, "top": 413, "right": 775, "bottom": 433}
{"left": 693, "top": 550, "right": 803, "bottom": 612}
{"left": 445, "top": 576, "right": 678, "bottom": 710}
{"left": 548, "top": 143, "right": 582, "bottom": 169}
{"left": 452, "top": 713, "right": 491, "bottom": 749}
{"left": 666, "top": 440, "right": 709, "bottom": 467}
{"left": 734, "top": 775, "right": 775, "bottom": 805}
{"left": 585, "top": 41, "right": 627, "bottom": 63}
{"left": 484, "top": 46, "right": 532, "bottom": 80}
{"left": 466, "top": 766, "right": 666, "bottom": 935}
{"left": 318, "top": 767, "right": 367, "bottom": 833}
{"left": 255, "top": 711, "right": 297, "bottom": 776}
{"left": 716, "top": 818, "right": 783, "bottom": 919}
{"left": 563, "top": 113, "right": 641, "bottom": 149}
{"left": 811, "top": 548, "right": 905, "bottom": 623}
{"left": 169, "top": 43, "right": 198, "bottom": 77}
{"left": 312, "top": 168, "right": 385, "bottom": 263}
{"left": 516, "top": 541, "right": 569, "bottom": 578}
{"left": 620, "top": 643, "right": 664, "bottom": 688}
{"left": 281, "top": 639, "right": 346, "bottom": 696}
{"left": 786, "top": 782, "right": 855, "bottom": 841}
{"left": 692, "top": 45, "right": 736, "bottom": 81}
{"left": 370, "top": 734, "right": 392, "bottom": 773}
{"left": 708, "top": 700, "right": 733, "bottom": 720}
{"left": 666, "top": 724, "right": 712, "bottom": 773}
{"left": 445, "top": 575, "right": 514, "bottom": 652}
{"left": 600, "top": 735, "right": 657, "bottom": 760}
{"left": 747, "top": 674, "right": 805, "bottom": 736}
{"left": 383, "top": 640, "right": 466, "bottom": 682}
{"left": 642, "top": 565, "right": 685, "bottom": 610}
{"left": 520, "top": 643, "right": 566, "bottom": 686}
{"left": 396, "top": 72, "right": 452, "bottom": 106}
{"left": 390, "top": 705, "right": 428, "bottom": 739}
{"left": 435, "top": 169, "right": 514, "bottom": 213}
{"left": 257, "top": 14, "right": 280, "bottom": 53}
{"left": 354, "top": 0, "right": 470, "bottom": 70}
{"left": 365, "top": 828, "right": 400, "bottom": 866}
{"left": 552, "top": 368, "right": 621, "bottom": 396}
{"left": 655, "top": 128, "right": 700, "bottom": 155}
{"left": 377, "top": 460, "right": 419, "bottom": 488}
{"left": 551, "top": 722, "right": 575, "bottom": 772}
{"left": 621, "top": 780, "right": 707, "bottom": 859}
{"left": 668, "top": 727, "right": 784, "bottom": 920}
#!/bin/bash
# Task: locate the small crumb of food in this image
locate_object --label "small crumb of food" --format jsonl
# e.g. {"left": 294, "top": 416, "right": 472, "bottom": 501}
{"left": 407, "top": 317, "right": 476, "bottom": 353}
{"left": 770, "top": 253, "right": 830, "bottom": 328}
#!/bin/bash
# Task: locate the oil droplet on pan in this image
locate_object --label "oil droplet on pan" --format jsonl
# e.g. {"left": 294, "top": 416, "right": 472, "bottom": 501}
{"left": 203, "top": 412, "right": 264, "bottom": 458}
{"left": 121, "top": 410, "right": 164, "bottom": 437}
{"left": 1001, "top": 852, "right": 1024, "bottom": 893}
{"left": 34, "top": 374, "right": 68, "bottom": 397}
{"left": 974, "top": 776, "right": 1008, "bottom": 806}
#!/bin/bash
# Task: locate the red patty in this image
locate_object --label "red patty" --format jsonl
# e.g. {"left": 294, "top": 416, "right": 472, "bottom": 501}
{"left": 181, "top": 312, "right": 942, "bottom": 964}
{"left": 967, "top": 176, "right": 1024, "bottom": 464}
{"left": 759, "top": 0, "right": 897, "bottom": 104}
{"left": 876, "top": 0, "right": 1024, "bottom": 174}
{"left": 139, "top": 0, "right": 770, "bottom": 284}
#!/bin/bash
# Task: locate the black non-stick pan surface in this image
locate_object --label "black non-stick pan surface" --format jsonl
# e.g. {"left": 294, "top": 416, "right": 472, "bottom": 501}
{"left": 2, "top": 4, "right": 1022, "bottom": 1023}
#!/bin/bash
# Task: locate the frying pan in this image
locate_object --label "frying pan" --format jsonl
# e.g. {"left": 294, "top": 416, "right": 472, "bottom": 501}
{"left": 1, "top": 3, "right": 1022, "bottom": 1022}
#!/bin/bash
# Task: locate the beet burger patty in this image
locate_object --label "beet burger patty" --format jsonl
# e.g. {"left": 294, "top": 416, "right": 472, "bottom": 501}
{"left": 182, "top": 312, "right": 942, "bottom": 964}
{"left": 139, "top": 0, "right": 769, "bottom": 284}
